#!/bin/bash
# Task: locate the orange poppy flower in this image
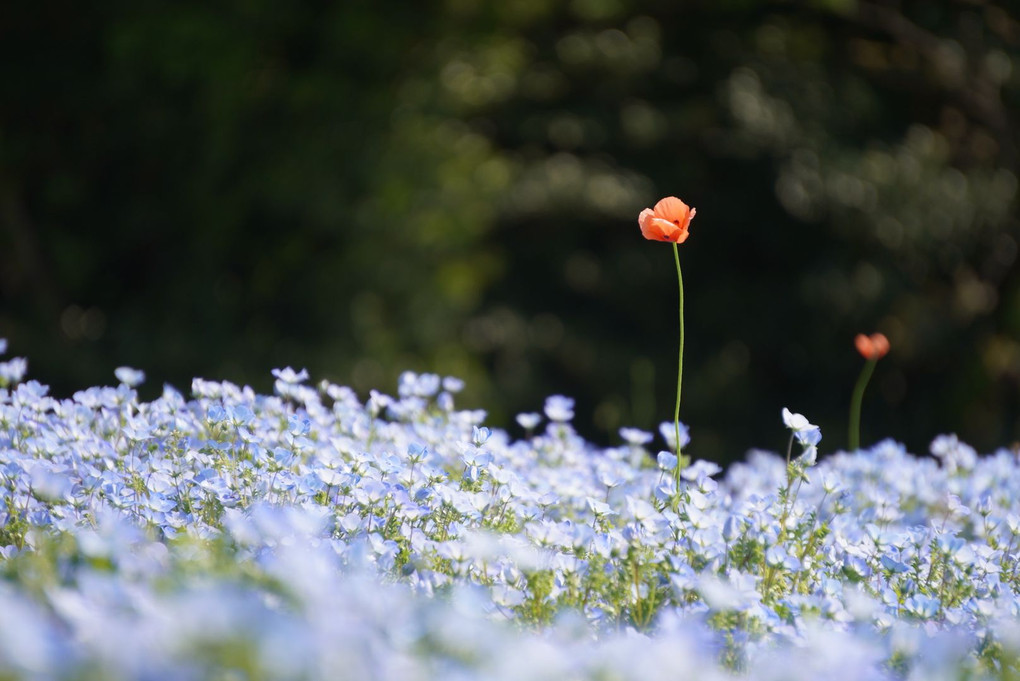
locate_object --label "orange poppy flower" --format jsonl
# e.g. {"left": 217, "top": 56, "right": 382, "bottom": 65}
{"left": 855, "top": 333, "right": 890, "bottom": 360}
{"left": 638, "top": 196, "right": 696, "bottom": 244}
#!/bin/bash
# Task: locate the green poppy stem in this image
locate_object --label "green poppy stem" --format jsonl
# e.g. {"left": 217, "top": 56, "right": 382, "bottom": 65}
{"left": 848, "top": 358, "right": 877, "bottom": 451}
{"left": 672, "top": 242, "right": 684, "bottom": 492}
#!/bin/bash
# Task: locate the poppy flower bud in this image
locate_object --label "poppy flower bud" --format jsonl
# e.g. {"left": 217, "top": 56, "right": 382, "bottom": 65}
{"left": 854, "top": 333, "right": 890, "bottom": 360}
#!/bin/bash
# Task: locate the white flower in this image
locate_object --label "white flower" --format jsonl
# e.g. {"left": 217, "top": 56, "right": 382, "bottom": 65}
{"left": 783, "top": 407, "right": 822, "bottom": 447}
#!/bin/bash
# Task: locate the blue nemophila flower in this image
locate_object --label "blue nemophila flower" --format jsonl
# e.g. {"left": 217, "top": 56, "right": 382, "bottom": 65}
{"left": 367, "top": 390, "right": 392, "bottom": 417}
{"left": 271, "top": 367, "right": 309, "bottom": 384}
{"left": 0, "top": 357, "right": 27, "bottom": 385}
{"left": 781, "top": 407, "right": 812, "bottom": 432}
{"left": 682, "top": 459, "right": 722, "bottom": 482}
{"left": 904, "top": 594, "right": 942, "bottom": 619}
{"left": 472, "top": 426, "right": 492, "bottom": 446}
{"left": 123, "top": 417, "right": 154, "bottom": 441}
{"left": 27, "top": 460, "right": 74, "bottom": 502}
{"left": 271, "top": 447, "right": 298, "bottom": 468}
{"left": 442, "top": 376, "right": 465, "bottom": 393}
{"left": 595, "top": 460, "right": 630, "bottom": 489}
{"left": 879, "top": 554, "right": 910, "bottom": 574}
{"left": 406, "top": 442, "right": 428, "bottom": 462}
{"left": 619, "top": 427, "right": 653, "bottom": 446}
{"left": 515, "top": 412, "right": 541, "bottom": 430}
{"left": 114, "top": 366, "right": 146, "bottom": 387}
{"left": 0, "top": 338, "right": 6, "bottom": 354}
{"left": 696, "top": 572, "right": 760, "bottom": 612}
{"left": 930, "top": 433, "right": 978, "bottom": 473}
{"left": 658, "top": 421, "right": 691, "bottom": 450}
{"left": 765, "top": 545, "right": 801, "bottom": 570}
{"left": 781, "top": 407, "right": 822, "bottom": 447}
{"left": 657, "top": 450, "right": 679, "bottom": 471}
{"left": 544, "top": 395, "right": 575, "bottom": 422}
{"left": 287, "top": 415, "right": 311, "bottom": 436}
{"left": 797, "top": 429, "right": 821, "bottom": 448}
{"left": 586, "top": 497, "right": 615, "bottom": 518}
{"left": 11, "top": 380, "right": 52, "bottom": 410}
{"left": 398, "top": 371, "right": 438, "bottom": 398}
{"left": 228, "top": 404, "right": 255, "bottom": 426}
{"left": 460, "top": 444, "right": 492, "bottom": 468}
{"left": 207, "top": 404, "right": 228, "bottom": 422}
{"left": 4, "top": 355, "right": 1020, "bottom": 680}
{"left": 796, "top": 445, "right": 818, "bottom": 467}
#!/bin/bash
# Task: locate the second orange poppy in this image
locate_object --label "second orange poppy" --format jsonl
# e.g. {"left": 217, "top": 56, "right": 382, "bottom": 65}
{"left": 854, "top": 333, "right": 890, "bottom": 361}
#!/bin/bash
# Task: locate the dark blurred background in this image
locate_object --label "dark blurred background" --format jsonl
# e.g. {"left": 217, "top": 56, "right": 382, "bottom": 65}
{"left": 1, "top": 0, "right": 1018, "bottom": 463}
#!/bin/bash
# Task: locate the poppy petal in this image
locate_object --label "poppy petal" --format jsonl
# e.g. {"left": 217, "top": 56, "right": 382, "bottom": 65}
{"left": 659, "top": 218, "right": 679, "bottom": 240}
{"left": 871, "top": 333, "right": 890, "bottom": 358}
{"left": 639, "top": 209, "right": 668, "bottom": 240}
{"left": 653, "top": 196, "right": 691, "bottom": 224}
{"left": 657, "top": 218, "right": 680, "bottom": 241}
{"left": 855, "top": 334, "right": 873, "bottom": 358}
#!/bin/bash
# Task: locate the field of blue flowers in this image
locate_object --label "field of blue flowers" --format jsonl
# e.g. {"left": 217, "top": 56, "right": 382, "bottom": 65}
{"left": 2, "top": 337, "right": 1019, "bottom": 680}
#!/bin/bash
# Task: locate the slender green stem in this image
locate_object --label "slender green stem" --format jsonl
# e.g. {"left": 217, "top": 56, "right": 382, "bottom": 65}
{"left": 848, "top": 358, "right": 877, "bottom": 451}
{"left": 672, "top": 242, "right": 685, "bottom": 492}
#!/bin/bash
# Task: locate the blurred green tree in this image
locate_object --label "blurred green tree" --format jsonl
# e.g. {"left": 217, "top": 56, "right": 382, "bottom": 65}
{"left": 1, "top": 0, "right": 1017, "bottom": 462}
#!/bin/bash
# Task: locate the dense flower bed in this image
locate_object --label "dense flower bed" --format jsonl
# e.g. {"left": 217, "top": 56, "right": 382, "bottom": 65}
{"left": 1, "top": 343, "right": 1019, "bottom": 679}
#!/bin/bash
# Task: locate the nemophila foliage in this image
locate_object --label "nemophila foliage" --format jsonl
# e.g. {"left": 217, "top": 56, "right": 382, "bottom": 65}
{"left": 2, "top": 346, "right": 1020, "bottom": 679}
